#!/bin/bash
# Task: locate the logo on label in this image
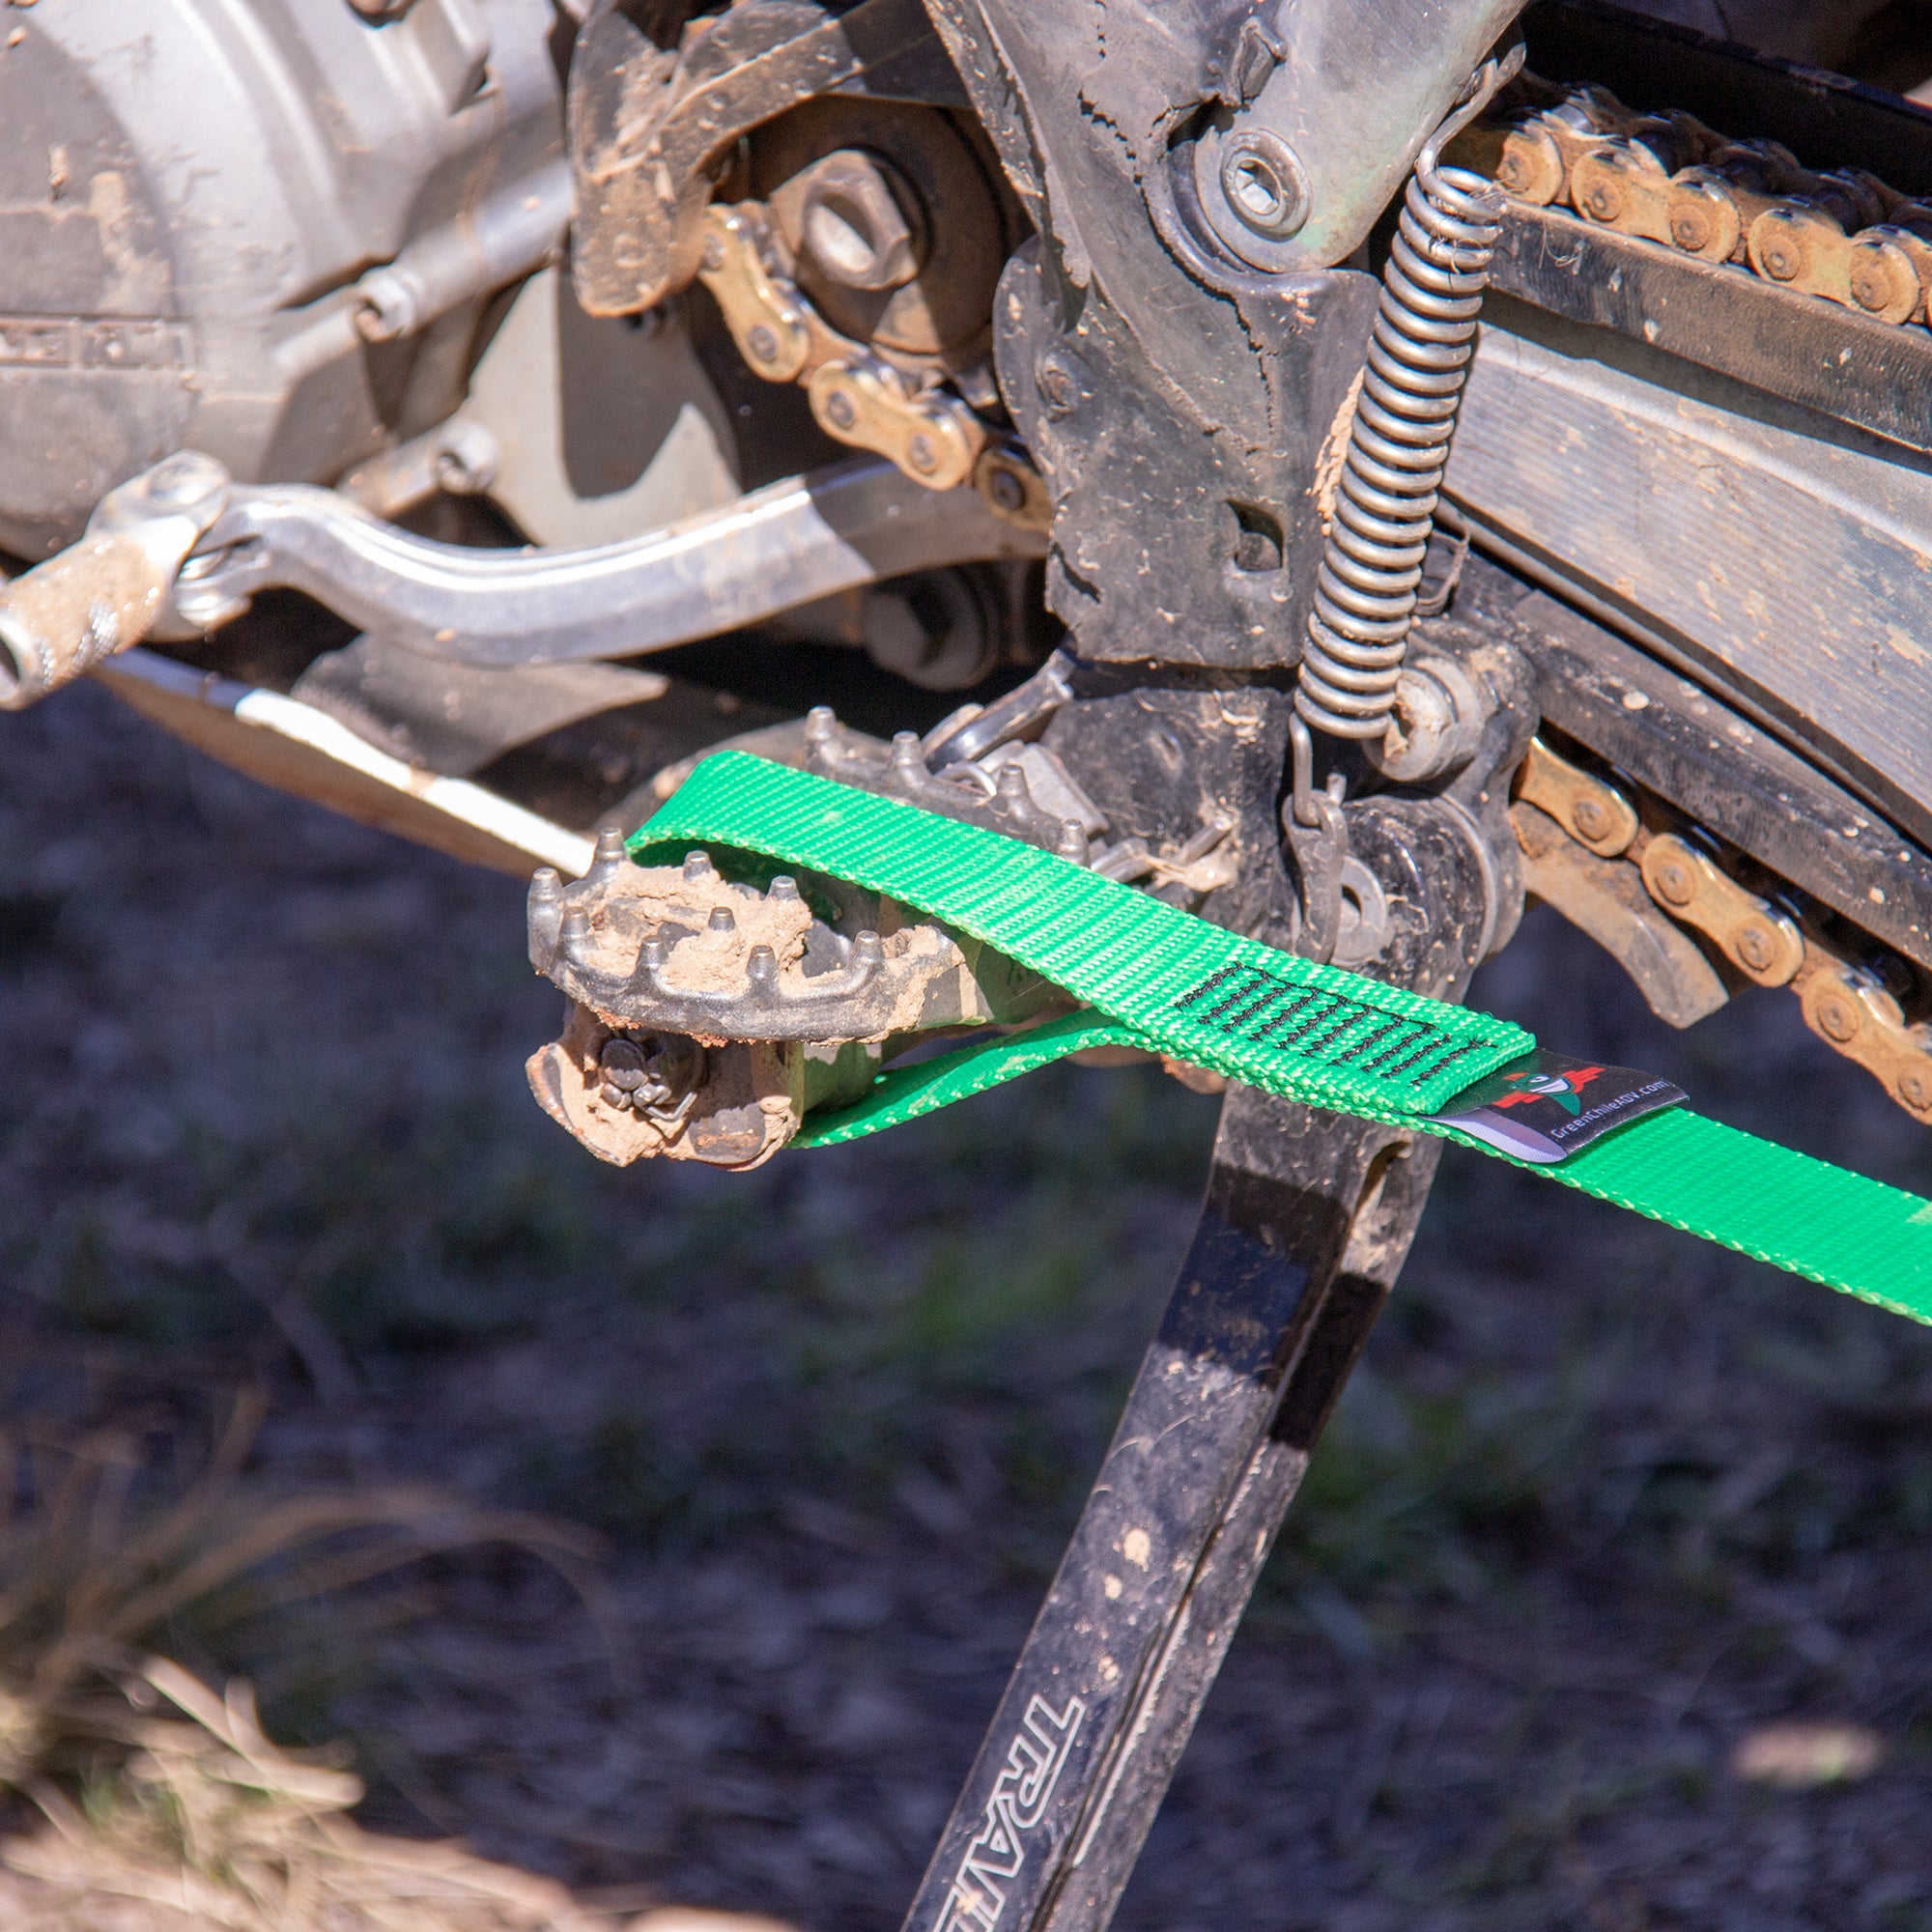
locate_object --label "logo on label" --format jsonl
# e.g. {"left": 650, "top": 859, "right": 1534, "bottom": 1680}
{"left": 934, "top": 1695, "right": 1085, "bottom": 1932}
{"left": 1490, "top": 1065, "right": 1605, "bottom": 1115}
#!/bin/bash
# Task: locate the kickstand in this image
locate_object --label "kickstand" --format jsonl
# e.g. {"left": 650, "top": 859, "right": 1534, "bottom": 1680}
{"left": 897, "top": 1094, "right": 1443, "bottom": 1932}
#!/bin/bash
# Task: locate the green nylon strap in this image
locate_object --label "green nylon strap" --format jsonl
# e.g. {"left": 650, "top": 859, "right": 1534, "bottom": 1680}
{"left": 637, "top": 753, "right": 1532, "bottom": 1120}
{"left": 635, "top": 752, "right": 1932, "bottom": 1328}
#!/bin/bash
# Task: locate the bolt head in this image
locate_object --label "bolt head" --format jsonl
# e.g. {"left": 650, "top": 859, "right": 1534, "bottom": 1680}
{"left": 1217, "top": 129, "right": 1310, "bottom": 242}
{"left": 1572, "top": 797, "right": 1610, "bottom": 841}
{"left": 788, "top": 150, "right": 923, "bottom": 293}
{"left": 823, "top": 387, "right": 858, "bottom": 431}
{"left": 700, "top": 234, "right": 725, "bottom": 272}
{"left": 748, "top": 324, "right": 780, "bottom": 364}
{"left": 906, "top": 433, "right": 939, "bottom": 474}
{"left": 1901, "top": 1066, "right": 1932, "bottom": 1113}
{"left": 986, "top": 466, "right": 1027, "bottom": 514}
{"left": 1581, "top": 183, "right": 1619, "bottom": 222}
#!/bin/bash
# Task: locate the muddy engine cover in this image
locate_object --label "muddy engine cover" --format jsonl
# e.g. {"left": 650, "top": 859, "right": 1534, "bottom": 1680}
{"left": 0, "top": 0, "right": 563, "bottom": 560}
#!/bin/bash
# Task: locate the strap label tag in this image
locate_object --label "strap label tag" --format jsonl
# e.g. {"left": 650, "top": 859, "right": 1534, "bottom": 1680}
{"left": 1429, "top": 1050, "right": 1685, "bottom": 1163}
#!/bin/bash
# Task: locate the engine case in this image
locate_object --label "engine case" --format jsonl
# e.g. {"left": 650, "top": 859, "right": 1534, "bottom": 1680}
{"left": 0, "top": 0, "right": 563, "bottom": 559}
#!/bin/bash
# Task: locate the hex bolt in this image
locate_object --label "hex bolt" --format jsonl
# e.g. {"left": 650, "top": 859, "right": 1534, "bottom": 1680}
{"left": 1653, "top": 859, "right": 1696, "bottom": 906}
{"left": 1055, "top": 821, "right": 1090, "bottom": 864}
{"left": 748, "top": 324, "right": 781, "bottom": 365}
{"left": 996, "top": 762, "right": 1027, "bottom": 800}
{"left": 790, "top": 150, "right": 923, "bottom": 293}
{"left": 769, "top": 875, "right": 801, "bottom": 903}
{"left": 1570, "top": 797, "right": 1611, "bottom": 842}
{"left": 683, "top": 850, "right": 715, "bottom": 883}
{"left": 641, "top": 937, "right": 669, "bottom": 972}
{"left": 892, "top": 730, "right": 924, "bottom": 770}
{"left": 708, "top": 905, "right": 736, "bottom": 934}
{"left": 805, "top": 706, "right": 838, "bottom": 748}
{"left": 1217, "top": 129, "right": 1311, "bottom": 242}
{"left": 529, "top": 867, "right": 562, "bottom": 905}
{"left": 853, "top": 931, "right": 885, "bottom": 967}
{"left": 559, "top": 907, "right": 591, "bottom": 961}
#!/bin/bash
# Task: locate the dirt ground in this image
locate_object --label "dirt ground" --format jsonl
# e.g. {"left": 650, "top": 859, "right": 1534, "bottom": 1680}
{"left": 2, "top": 680, "right": 1930, "bottom": 1932}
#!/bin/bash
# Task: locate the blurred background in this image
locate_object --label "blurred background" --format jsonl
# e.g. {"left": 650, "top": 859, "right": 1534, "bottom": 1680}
{"left": 1, "top": 680, "right": 1929, "bottom": 1930}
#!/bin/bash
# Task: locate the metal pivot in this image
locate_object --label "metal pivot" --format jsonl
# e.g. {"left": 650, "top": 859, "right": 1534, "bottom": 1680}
{"left": 899, "top": 1093, "right": 1445, "bottom": 1932}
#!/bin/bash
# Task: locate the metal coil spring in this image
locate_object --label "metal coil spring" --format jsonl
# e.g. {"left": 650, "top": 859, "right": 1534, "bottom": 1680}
{"left": 1295, "top": 89, "right": 1509, "bottom": 741}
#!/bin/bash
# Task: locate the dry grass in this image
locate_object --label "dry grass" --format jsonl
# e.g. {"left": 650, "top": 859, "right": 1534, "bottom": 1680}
{"left": 4, "top": 1656, "right": 610, "bottom": 1930}
{"left": 0, "top": 1397, "right": 740, "bottom": 1932}
{"left": 0, "top": 1660, "right": 801, "bottom": 1931}
{"left": 0, "top": 1393, "right": 608, "bottom": 1792}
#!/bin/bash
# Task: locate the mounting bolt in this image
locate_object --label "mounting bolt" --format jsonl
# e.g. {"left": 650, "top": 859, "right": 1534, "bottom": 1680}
{"left": 905, "top": 433, "right": 940, "bottom": 475}
{"left": 748, "top": 325, "right": 780, "bottom": 365}
{"left": 1217, "top": 128, "right": 1310, "bottom": 242}
{"left": 985, "top": 466, "right": 1027, "bottom": 515}
{"left": 786, "top": 149, "right": 923, "bottom": 293}
{"left": 823, "top": 387, "right": 859, "bottom": 431}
